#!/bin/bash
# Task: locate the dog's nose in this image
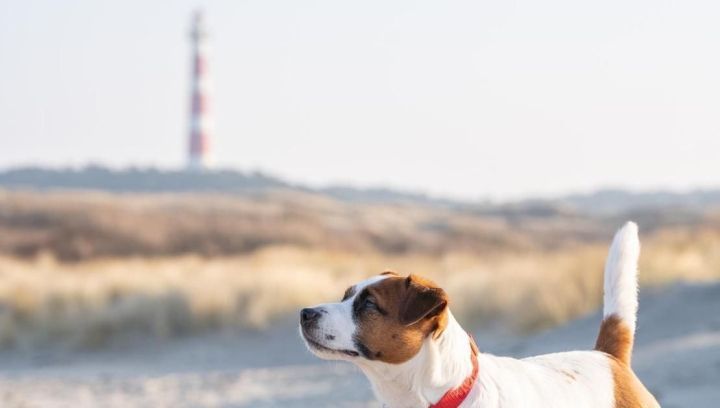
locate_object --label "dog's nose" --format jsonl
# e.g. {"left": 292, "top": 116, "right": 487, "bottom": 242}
{"left": 301, "top": 308, "right": 322, "bottom": 324}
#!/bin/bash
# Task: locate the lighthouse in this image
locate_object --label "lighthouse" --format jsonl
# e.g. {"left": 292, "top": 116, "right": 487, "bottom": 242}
{"left": 187, "top": 10, "right": 212, "bottom": 170}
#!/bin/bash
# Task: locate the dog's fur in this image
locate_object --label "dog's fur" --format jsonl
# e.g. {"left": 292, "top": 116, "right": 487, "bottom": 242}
{"left": 300, "top": 222, "right": 660, "bottom": 407}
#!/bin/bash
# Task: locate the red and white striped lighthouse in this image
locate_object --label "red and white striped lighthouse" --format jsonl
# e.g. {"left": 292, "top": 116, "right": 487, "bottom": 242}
{"left": 187, "top": 10, "right": 212, "bottom": 170}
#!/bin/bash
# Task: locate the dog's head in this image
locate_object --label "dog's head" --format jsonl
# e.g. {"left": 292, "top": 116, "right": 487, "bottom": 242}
{"left": 299, "top": 271, "right": 449, "bottom": 364}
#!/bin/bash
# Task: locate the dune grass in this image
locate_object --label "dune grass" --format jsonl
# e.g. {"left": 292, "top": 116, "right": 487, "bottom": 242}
{"left": 1, "top": 190, "right": 718, "bottom": 349}
{"left": 1, "top": 228, "right": 718, "bottom": 349}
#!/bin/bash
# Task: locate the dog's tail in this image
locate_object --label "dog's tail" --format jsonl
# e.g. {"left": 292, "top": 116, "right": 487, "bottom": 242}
{"left": 594, "top": 222, "right": 640, "bottom": 365}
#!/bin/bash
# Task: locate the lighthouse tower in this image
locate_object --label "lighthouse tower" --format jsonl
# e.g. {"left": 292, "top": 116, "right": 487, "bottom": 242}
{"left": 187, "top": 10, "right": 212, "bottom": 170}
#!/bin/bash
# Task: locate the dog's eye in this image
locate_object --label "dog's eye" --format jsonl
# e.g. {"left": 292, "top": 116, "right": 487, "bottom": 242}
{"left": 363, "top": 297, "right": 377, "bottom": 311}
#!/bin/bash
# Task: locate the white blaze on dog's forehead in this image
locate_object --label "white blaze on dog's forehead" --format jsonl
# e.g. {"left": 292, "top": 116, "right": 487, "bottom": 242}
{"left": 350, "top": 275, "right": 389, "bottom": 297}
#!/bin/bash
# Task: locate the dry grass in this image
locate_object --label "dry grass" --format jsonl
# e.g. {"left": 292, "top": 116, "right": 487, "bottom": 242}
{"left": 1, "top": 230, "right": 718, "bottom": 349}
{"left": 1, "top": 190, "right": 719, "bottom": 349}
{"left": 0, "top": 189, "right": 618, "bottom": 261}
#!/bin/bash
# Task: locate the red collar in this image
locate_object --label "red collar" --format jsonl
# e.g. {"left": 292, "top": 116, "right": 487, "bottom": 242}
{"left": 429, "top": 335, "right": 479, "bottom": 408}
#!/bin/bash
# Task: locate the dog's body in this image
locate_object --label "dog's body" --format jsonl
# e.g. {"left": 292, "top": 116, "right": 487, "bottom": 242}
{"left": 300, "top": 223, "right": 660, "bottom": 407}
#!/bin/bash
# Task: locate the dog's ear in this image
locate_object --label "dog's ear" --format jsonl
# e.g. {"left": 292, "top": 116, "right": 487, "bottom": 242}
{"left": 398, "top": 275, "right": 448, "bottom": 327}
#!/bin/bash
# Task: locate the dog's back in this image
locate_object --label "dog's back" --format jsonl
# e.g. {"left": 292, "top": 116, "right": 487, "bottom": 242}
{"left": 474, "top": 223, "right": 659, "bottom": 407}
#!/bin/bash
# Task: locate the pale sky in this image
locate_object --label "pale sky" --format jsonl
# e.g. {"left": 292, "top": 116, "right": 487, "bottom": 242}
{"left": 1, "top": 0, "right": 719, "bottom": 200}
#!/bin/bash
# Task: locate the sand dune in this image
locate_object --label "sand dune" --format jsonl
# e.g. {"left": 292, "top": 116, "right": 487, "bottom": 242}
{"left": 1, "top": 281, "right": 718, "bottom": 407}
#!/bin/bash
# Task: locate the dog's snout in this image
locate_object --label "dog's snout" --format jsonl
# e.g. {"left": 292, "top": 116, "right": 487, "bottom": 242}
{"left": 301, "top": 307, "right": 322, "bottom": 324}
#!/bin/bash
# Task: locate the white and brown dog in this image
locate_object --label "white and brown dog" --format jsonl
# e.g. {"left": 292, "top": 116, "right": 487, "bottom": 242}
{"left": 300, "top": 222, "right": 660, "bottom": 407}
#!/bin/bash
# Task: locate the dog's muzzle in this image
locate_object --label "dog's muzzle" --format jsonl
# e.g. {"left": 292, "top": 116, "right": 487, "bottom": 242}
{"left": 300, "top": 307, "right": 322, "bottom": 328}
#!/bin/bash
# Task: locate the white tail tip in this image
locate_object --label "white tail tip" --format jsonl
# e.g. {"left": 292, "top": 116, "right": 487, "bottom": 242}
{"left": 603, "top": 222, "right": 640, "bottom": 334}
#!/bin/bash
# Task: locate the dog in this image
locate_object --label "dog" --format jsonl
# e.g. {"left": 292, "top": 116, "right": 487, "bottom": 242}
{"left": 299, "top": 222, "right": 660, "bottom": 407}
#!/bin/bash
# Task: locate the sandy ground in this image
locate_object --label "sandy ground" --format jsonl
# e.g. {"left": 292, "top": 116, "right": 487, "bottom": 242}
{"left": 1, "top": 282, "right": 719, "bottom": 407}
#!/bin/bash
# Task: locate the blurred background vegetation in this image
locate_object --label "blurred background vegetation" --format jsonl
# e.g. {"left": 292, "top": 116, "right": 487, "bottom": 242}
{"left": 1, "top": 169, "right": 718, "bottom": 350}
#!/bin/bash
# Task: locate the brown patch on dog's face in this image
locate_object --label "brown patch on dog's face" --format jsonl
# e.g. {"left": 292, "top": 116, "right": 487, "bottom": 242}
{"left": 352, "top": 274, "right": 449, "bottom": 364}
